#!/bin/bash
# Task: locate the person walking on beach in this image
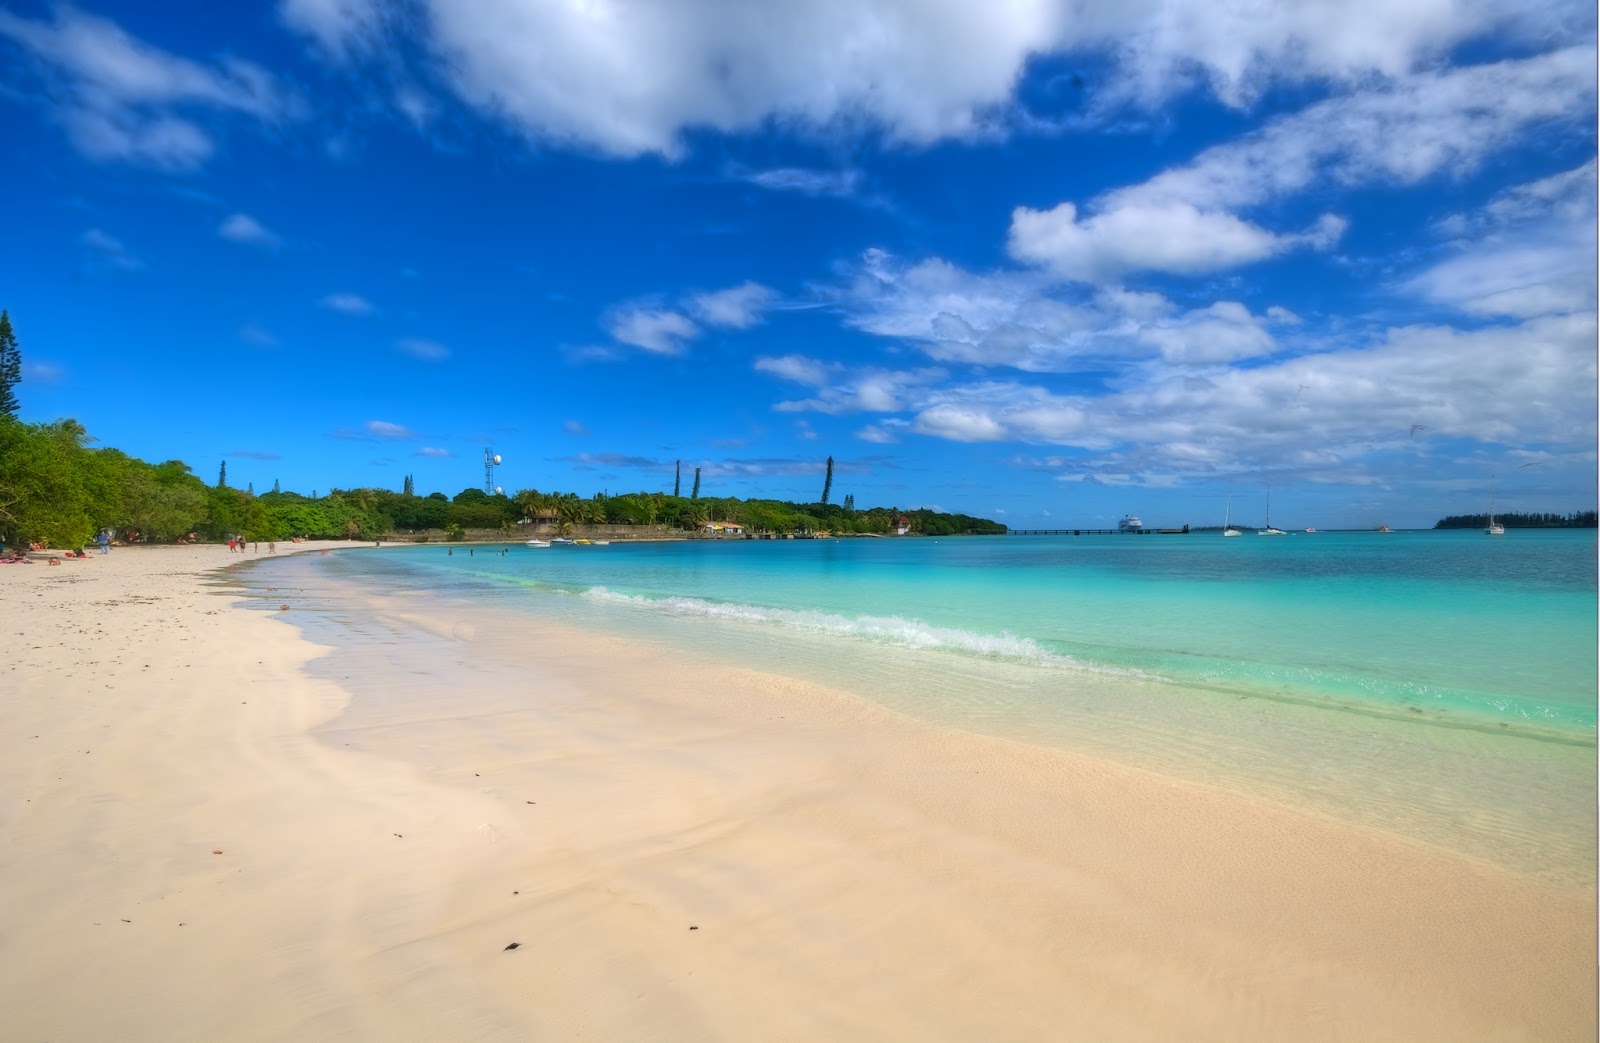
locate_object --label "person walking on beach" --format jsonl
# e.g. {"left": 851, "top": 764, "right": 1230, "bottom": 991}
{"left": 96, "top": 530, "right": 110, "bottom": 554}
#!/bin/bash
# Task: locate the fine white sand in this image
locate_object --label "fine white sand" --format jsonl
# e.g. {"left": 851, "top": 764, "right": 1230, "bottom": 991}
{"left": 1, "top": 544, "right": 1593, "bottom": 1041}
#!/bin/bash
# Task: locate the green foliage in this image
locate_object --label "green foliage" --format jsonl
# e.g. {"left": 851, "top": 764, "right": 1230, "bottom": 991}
{"left": 444, "top": 521, "right": 464, "bottom": 541}
{"left": 1434, "top": 511, "right": 1596, "bottom": 529}
{"left": 821, "top": 456, "right": 833, "bottom": 505}
{"left": 0, "top": 310, "right": 20, "bottom": 420}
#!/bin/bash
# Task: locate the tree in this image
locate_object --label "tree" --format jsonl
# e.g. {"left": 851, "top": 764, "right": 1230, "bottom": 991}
{"left": 218, "top": 460, "right": 228, "bottom": 488}
{"left": 691, "top": 466, "right": 701, "bottom": 500}
{"left": 674, "top": 460, "right": 681, "bottom": 497}
{"left": 246, "top": 481, "right": 253, "bottom": 495}
{"left": 273, "top": 478, "right": 281, "bottom": 493}
{"left": 403, "top": 473, "right": 414, "bottom": 496}
{"left": 820, "top": 456, "right": 834, "bottom": 505}
{"left": 0, "top": 310, "right": 19, "bottom": 420}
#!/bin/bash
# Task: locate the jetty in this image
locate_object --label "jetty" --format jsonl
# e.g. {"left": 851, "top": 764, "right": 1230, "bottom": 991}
{"left": 1009, "top": 525, "right": 1190, "bottom": 536}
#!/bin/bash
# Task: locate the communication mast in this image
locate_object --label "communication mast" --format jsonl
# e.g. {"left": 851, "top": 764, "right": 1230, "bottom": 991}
{"left": 484, "top": 447, "right": 503, "bottom": 495}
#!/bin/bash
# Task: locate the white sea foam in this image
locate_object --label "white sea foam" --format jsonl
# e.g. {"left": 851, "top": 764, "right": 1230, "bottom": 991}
{"left": 575, "top": 586, "right": 1147, "bottom": 673}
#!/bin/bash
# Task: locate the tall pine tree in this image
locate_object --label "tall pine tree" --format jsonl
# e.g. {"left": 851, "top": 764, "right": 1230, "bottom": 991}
{"left": 820, "top": 456, "right": 834, "bottom": 505}
{"left": 691, "top": 466, "right": 701, "bottom": 500}
{"left": 674, "top": 460, "right": 681, "bottom": 497}
{"left": 0, "top": 310, "right": 21, "bottom": 419}
{"left": 218, "top": 460, "right": 228, "bottom": 488}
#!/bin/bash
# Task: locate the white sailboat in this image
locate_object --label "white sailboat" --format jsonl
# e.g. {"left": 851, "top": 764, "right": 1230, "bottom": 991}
{"left": 1222, "top": 496, "right": 1240, "bottom": 537}
{"left": 1258, "top": 486, "right": 1286, "bottom": 535}
{"left": 1486, "top": 476, "right": 1505, "bottom": 535}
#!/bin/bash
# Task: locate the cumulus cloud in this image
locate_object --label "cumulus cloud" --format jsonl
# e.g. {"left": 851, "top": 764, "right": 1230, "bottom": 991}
{"left": 395, "top": 337, "right": 450, "bottom": 361}
{"left": 321, "top": 292, "right": 375, "bottom": 316}
{"left": 563, "top": 420, "right": 590, "bottom": 436}
{"left": 1009, "top": 48, "right": 1590, "bottom": 282}
{"left": 366, "top": 420, "right": 413, "bottom": 439}
{"left": 282, "top": 0, "right": 1582, "bottom": 159}
{"left": 605, "top": 307, "right": 698, "bottom": 354}
{"left": 688, "top": 282, "right": 775, "bottom": 329}
{"left": 1008, "top": 200, "right": 1302, "bottom": 282}
{"left": 218, "top": 213, "right": 281, "bottom": 247}
{"left": 415, "top": 446, "right": 453, "bottom": 458}
{"left": 0, "top": 7, "right": 292, "bottom": 168}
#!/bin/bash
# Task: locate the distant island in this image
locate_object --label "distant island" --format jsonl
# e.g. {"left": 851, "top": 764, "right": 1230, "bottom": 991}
{"left": 0, "top": 418, "right": 1005, "bottom": 547}
{"left": 1434, "top": 511, "right": 1596, "bottom": 529}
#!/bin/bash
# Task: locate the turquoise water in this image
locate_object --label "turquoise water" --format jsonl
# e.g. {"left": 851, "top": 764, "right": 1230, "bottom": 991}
{"left": 250, "top": 529, "right": 1598, "bottom": 881}
{"left": 340, "top": 529, "right": 1597, "bottom": 734}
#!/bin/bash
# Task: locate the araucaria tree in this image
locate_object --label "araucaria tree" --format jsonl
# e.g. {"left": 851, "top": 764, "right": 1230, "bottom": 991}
{"left": 403, "top": 473, "right": 414, "bottom": 496}
{"left": 820, "top": 456, "right": 834, "bottom": 505}
{"left": 218, "top": 460, "right": 228, "bottom": 488}
{"left": 0, "top": 310, "right": 22, "bottom": 420}
{"left": 674, "top": 460, "right": 681, "bottom": 497}
{"left": 691, "top": 466, "right": 701, "bottom": 500}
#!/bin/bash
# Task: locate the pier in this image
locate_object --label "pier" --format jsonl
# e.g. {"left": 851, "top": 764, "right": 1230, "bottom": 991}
{"left": 1009, "top": 525, "right": 1190, "bottom": 536}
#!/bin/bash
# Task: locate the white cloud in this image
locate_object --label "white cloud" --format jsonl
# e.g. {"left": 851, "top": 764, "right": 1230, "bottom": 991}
{"left": 218, "top": 213, "right": 281, "bottom": 248}
{"left": 1405, "top": 160, "right": 1598, "bottom": 319}
{"left": 21, "top": 360, "right": 65, "bottom": 385}
{"left": 0, "top": 8, "right": 291, "bottom": 168}
{"left": 772, "top": 365, "right": 948, "bottom": 416}
{"left": 239, "top": 324, "right": 277, "bottom": 347}
{"left": 743, "top": 167, "right": 861, "bottom": 198}
{"left": 395, "top": 337, "right": 450, "bottom": 361}
{"left": 754, "top": 354, "right": 837, "bottom": 386}
{"left": 282, "top": 0, "right": 1583, "bottom": 160}
{"left": 563, "top": 420, "right": 590, "bottom": 436}
{"left": 367, "top": 420, "right": 413, "bottom": 439}
{"left": 688, "top": 282, "right": 775, "bottom": 329}
{"left": 81, "top": 228, "right": 143, "bottom": 270}
{"left": 415, "top": 446, "right": 452, "bottom": 458}
{"left": 280, "top": 0, "right": 384, "bottom": 57}
{"left": 1008, "top": 200, "right": 1302, "bottom": 282}
{"left": 1135, "top": 301, "right": 1286, "bottom": 364}
{"left": 1009, "top": 48, "right": 1590, "bottom": 283}
{"left": 605, "top": 307, "right": 698, "bottom": 354}
{"left": 321, "top": 292, "right": 375, "bottom": 316}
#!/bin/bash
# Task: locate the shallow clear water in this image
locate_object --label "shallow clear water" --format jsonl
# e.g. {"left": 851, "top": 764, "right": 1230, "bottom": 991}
{"left": 348, "top": 530, "right": 1597, "bottom": 732}
{"left": 241, "top": 531, "right": 1597, "bottom": 883}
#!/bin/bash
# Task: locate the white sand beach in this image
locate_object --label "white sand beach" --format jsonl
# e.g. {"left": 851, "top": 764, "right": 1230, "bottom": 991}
{"left": 1, "top": 545, "right": 1593, "bottom": 1040}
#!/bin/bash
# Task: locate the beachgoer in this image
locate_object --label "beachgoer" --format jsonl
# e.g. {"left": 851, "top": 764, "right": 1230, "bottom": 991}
{"left": 96, "top": 531, "right": 110, "bottom": 554}
{"left": 268, "top": 541, "right": 276, "bottom": 554}
{"left": 228, "top": 537, "right": 237, "bottom": 553}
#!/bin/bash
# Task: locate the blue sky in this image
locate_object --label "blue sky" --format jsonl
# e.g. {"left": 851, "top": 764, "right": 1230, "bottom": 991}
{"left": 1, "top": 0, "right": 1595, "bottom": 529}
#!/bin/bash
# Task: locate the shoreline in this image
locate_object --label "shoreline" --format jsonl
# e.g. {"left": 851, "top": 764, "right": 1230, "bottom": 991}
{"left": 2, "top": 545, "right": 1594, "bottom": 1039}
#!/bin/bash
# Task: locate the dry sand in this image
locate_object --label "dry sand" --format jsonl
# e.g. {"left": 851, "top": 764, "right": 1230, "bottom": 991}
{"left": 1, "top": 544, "right": 1593, "bottom": 1041}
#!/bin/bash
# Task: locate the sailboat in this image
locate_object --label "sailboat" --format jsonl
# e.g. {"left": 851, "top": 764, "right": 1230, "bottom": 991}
{"left": 1222, "top": 496, "right": 1240, "bottom": 537}
{"left": 1486, "top": 476, "right": 1505, "bottom": 535}
{"left": 1258, "top": 486, "right": 1286, "bottom": 535}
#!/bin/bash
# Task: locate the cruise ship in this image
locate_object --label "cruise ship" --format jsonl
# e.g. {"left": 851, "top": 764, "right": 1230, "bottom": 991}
{"left": 1117, "top": 514, "right": 1143, "bottom": 532}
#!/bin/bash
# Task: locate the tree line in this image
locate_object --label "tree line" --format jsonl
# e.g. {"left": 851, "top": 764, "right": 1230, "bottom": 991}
{"left": 1433, "top": 511, "right": 1597, "bottom": 529}
{"left": 0, "top": 419, "right": 1005, "bottom": 548}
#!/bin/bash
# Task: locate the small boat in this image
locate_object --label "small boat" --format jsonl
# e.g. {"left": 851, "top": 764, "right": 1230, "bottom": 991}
{"left": 550, "top": 537, "right": 575, "bottom": 545}
{"left": 1258, "top": 486, "right": 1286, "bottom": 535}
{"left": 1117, "top": 513, "right": 1143, "bottom": 532}
{"left": 591, "top": 540, "right": 611, "bottom": 546}
{"left": 1303, "top": 527, "right": 1316, "bottom": 533}
{"left": 525, "top": 539, "right": 551, "bottom": 547}
{"left": 1222, "top": 496, "right": 1240, "bottom": 537}
{"left": 573, "top": 538, "right": 592, "bottom": 545}
{"left": 1486, "top": 476, "right": 1505, "bottom": 535}
{"left": 1376, "top": 525, "right": 1392, "bottom": 533}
